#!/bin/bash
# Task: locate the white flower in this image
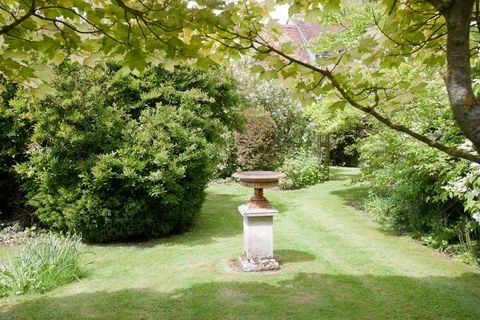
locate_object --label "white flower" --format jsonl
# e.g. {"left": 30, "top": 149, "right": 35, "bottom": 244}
{"left": 473, "top": 212, "right": 480, "bottom": 224}
{"left": 458, "top": 140, "right": 475, "bottom": 152}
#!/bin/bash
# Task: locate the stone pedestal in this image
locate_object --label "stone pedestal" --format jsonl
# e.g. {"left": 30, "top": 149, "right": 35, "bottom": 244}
{"left": 238, "top": 205, "right": 280, "bottom": 272}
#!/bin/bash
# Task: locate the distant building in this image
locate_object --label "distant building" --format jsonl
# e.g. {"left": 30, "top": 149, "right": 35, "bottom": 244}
{"left": 280, "top": 21, "right": 342, "bottom": 63}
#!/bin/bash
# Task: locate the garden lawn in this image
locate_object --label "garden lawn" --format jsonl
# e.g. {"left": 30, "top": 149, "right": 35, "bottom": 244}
{"left": 1, "top": 167, "right": 480, "bottom": 319}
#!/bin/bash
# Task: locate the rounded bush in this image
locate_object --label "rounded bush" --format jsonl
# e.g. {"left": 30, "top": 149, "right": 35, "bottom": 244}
{"left": 0, "top": 78, "right": 30, "bottom": 219}
{"left": 235, "top": 108, "right": 277, "bottom": 170}
{"left": 14, "top": 63, "right": 238, "bottom": 242}
{"left": 279, "top": 151, "right": 328, "bottom": 190}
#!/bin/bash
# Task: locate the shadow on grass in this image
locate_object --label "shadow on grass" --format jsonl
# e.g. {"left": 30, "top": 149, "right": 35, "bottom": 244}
{"left": 165, "top": 192, "right": 244, "bottom": 246}
{"left": 329, "top": 185, "right": 369, "bottom": 208}
{"left": 3, "top": 272, "right": 480, "bottom": 319}
{"left": 93, "top": 192, "right": 245, "bottom": 248}
{"left": 275, "top": 249, "right": 316, "bottom": 264}
{"left": 267, "top": 198, "right": 290, "bottom": 215}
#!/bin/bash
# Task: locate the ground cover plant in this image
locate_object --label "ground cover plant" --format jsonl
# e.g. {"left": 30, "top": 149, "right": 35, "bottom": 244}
{"left": 0, "top": 234, "right": 81, "bottom": 297}
{"left": 0, "top": 168, "right": 479, "bottom": 319}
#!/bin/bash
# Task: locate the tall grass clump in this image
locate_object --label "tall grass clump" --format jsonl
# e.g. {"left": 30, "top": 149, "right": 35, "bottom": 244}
{"left": 0, "top": 234, "right": 82, "bottom": 297}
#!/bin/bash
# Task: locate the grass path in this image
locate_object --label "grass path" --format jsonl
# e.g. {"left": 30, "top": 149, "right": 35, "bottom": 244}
{"left": 1, "top": 167, "right": 480, "bottom": 319}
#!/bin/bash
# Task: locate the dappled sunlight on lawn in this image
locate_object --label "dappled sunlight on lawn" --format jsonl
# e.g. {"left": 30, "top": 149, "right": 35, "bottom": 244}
{"left": 2, "top": 273, "right": 480, "bottom": 319}
{"left": 2, "top": 168, "right": 480, "bottom": 319}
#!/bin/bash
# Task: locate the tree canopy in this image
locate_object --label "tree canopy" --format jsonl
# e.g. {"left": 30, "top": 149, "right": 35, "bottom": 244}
{"left": 0, "top": 0, "right": 217, "bottom": 90}
{"left": 1, "top": 0, "right": 480, "bottom": 163}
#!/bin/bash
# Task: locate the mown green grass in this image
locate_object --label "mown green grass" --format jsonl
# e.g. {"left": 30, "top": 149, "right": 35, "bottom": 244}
{"left": 1, "top": 167, "right": 479, "bottom": 319}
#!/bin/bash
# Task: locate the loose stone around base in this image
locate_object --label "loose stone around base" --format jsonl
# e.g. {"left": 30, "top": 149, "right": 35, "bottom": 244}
{"left": 238, "top": 204, "right": 280, "bottom": 272}
{"left": 239, "top": 252, "right": 280, "bottom": 272}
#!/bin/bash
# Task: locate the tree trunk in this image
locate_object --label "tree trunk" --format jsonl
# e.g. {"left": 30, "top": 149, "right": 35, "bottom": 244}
{"left": 317, "top": 133, "right": 331, "bottom": 166}
{"left": 443, "top": 0, "right": 480, "bottom": 152}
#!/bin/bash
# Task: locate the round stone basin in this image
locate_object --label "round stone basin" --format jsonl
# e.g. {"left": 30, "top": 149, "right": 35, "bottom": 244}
{"left": 232, "top": 171, "right": 285, "bottom": 189}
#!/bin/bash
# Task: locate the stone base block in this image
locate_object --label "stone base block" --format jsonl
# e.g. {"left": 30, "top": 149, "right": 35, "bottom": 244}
{"left": 239, "top": 205, "right": 278, "bottom": 259}
{"left": 238, "top": 252, "right": 280, "bottom": 272}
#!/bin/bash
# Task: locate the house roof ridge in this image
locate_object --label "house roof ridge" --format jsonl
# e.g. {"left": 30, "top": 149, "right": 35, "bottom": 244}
{"left": 294, "top": 23, "right": 317, "bottom": 62}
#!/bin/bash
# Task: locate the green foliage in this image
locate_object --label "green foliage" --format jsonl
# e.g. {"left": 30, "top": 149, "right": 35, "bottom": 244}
{"left": 353, "top": 57, "right": 480, "bottom": 261}
{"left": 0, "top": 78, "right": 31, "bottom": 220}
{"left": 358, "top": 89, "right": 480, "bottom": 261}
{"left": 0, "top": 234, "right": 82, "bottom": 297}
{"left": 359, "top": 127, "right": 466, "bottom": 228}
{"left": 11, "top": 62, "right": 238, "bottom": 242}
{"left": 236, "top": 108, "right": 278, "bottom": 171}
{"left": 0, "top": 1, "right": 221, "bottom": 91}
{"left": 306, "top": 97, "right": 367, "bottom": 167}
{"left": 232, "top": 58, "right": 314, "bottom": 159}
{"left": 279, "top": 150, "right": 329, "bottom": 190}
{"left": 359, "top": 130, "right": 480, "bottom": 261}
{"left": 214, "top": 58, "right": 316, "bottom": 178}
{"left": 314, "top": 3, "right": 380, "bottom": 52}
{"left": 214, "top": 131, "right": 238, "bottom": 179}
{"left": 2, "top": 0, "right": 477, "bottom": 165}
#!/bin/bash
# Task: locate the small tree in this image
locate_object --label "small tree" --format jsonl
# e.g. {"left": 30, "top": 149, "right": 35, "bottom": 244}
{"left": 236, "top": 108, "right": 277, "bottom": 170}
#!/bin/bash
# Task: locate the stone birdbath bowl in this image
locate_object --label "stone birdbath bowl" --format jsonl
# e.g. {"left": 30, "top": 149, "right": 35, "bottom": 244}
{"left": 232, "top": 171, "right": 285, "bottom": 209}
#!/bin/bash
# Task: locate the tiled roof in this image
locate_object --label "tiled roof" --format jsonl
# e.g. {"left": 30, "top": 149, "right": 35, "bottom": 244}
{"left": 281, "top": 25, "right": 311, "bottom": 62}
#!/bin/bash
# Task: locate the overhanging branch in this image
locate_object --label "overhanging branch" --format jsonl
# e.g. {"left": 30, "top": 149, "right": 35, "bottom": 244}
{"left": 0, "top": 0, "right": 35, "bottom": 35}
{"left": 211, "top": 26, "right": 480, "bottom": 164}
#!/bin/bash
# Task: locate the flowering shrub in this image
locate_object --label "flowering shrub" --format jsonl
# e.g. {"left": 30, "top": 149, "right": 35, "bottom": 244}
{"left": 438, "top": 143, "right": 480, "bottom": 223}
{"left": 359, "top": 129, "right": 480, "bottom": 263}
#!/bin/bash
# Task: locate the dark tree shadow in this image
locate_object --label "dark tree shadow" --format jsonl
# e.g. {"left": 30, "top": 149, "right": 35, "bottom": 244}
{"left": 267, "top": 198, "right": 290, "bottom": 215}
{"left": 164, "top": 192, "right": 244, "bottom": 246}
{"left": 92, "top": 192, "right": 245, "bottom": 249}
{"left": 329, "top": 185, "right": 368, "bottom": 204}
{"left": 275, "top": 249, "right": 316, "bottom": 264}
{"left": 329, "top": 186, "right": 369, "bottom": 208}
{"left": 3, "top": 273, "right": 480, "bottom": 319}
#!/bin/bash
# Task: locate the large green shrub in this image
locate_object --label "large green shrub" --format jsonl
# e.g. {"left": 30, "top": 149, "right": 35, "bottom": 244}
{"left": 0, "top": 78, "right": 31, "bottom": 220}
{"left": 279, "top": 150, "right": 329, "bottom": 190}
{"left": 13, "top": 63, "right": 239, "bottom": 242}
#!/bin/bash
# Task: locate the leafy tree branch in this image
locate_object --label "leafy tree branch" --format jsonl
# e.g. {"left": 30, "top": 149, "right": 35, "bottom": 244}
{"left": 210, "top": 16, "right": 480, "bottom": 163}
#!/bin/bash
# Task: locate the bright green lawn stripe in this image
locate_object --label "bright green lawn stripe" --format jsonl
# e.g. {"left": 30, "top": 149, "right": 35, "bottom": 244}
{"left": 269, "top": 190, "right": 472, "bottom": 318}
{"left": 211, "top": 176, "right": 480, "bottom": 319}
